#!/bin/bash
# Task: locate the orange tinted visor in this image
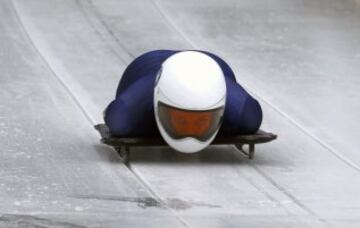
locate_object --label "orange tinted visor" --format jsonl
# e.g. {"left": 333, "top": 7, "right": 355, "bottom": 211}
{"left": 158, "top": 101, "right": 224, "bottom": 141}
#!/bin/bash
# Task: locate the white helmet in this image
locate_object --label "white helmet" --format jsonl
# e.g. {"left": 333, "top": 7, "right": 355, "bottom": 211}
{"left": 154, "top": 51, "right": 226, "bottom": 153}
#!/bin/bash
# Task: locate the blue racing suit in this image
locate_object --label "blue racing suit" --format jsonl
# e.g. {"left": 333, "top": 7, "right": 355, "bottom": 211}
{"left": 105, "top": 50, "right": 263, "bottom": 137}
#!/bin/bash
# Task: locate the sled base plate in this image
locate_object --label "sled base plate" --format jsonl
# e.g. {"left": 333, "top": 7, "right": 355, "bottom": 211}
{"left": 94, "top": 124, "right": 277, "bottom": 163}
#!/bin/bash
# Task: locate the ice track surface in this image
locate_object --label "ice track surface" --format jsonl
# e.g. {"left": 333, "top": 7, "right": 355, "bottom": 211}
{"left": 1, "top": 0, "right": 360, "bottom": 227}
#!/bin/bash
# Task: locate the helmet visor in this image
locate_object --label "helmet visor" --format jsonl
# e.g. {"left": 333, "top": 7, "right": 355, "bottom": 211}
{"left": 158, "top": 101, "right": 224, "bottom": 142}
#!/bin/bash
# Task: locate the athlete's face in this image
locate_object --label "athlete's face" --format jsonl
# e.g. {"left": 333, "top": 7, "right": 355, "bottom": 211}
{"left": 168, "top": 109, "right": 213, "bottom": 138}
{"left": 157, "top": 101, "right": 224, "bottom": 142}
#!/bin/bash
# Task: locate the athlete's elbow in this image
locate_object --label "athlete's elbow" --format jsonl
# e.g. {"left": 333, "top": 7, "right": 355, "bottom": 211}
{"left": 240, "top": 97, "right": 263, "bottom": 133}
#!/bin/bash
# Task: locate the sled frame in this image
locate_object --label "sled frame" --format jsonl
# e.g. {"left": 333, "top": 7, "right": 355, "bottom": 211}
{"left": 94, "top": 124, "right": 277, "bottom": 164}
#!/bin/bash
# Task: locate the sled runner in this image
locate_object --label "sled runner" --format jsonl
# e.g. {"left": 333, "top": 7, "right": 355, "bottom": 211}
{"left": 94, "top": 124, "right": 277, "bottom": 164}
